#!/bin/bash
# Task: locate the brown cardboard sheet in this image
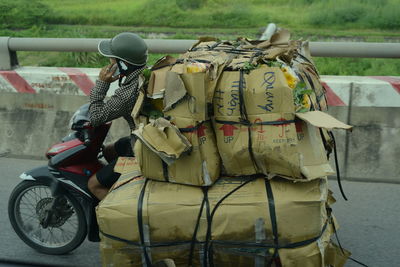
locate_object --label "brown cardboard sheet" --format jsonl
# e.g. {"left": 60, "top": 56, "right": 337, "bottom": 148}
{"left": 296, "top": 111, "right": 352, "bottom": 131}
{"left": 163, "top": 71, "right": 187, "bottom": 111}
{"left": 147, "top": 56, "right": 177, "bottom": 99}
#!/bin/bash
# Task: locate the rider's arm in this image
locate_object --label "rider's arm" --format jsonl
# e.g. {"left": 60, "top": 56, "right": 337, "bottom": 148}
{"left": 89, "top": 79, "right": 138, "bottom": 127}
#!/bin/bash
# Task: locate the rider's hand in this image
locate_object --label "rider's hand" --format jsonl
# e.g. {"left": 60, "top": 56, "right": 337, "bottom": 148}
{"left": 99, "top": 63, "right": 119, "bottom": 83}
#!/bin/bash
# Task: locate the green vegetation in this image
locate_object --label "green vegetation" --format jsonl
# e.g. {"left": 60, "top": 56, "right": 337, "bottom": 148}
{"left": 36, "top": 0, "right": 400, "bottom": 30}
{"left": 0, "top": 0, "right": 399, "bottom": 75}
{"left": 0, "top": 0, "right": 51, "bottom": 29}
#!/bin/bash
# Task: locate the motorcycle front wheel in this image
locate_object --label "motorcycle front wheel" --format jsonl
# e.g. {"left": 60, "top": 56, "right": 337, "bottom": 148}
{"left": 8, "top": 180, "right": 87, "bottom": 255}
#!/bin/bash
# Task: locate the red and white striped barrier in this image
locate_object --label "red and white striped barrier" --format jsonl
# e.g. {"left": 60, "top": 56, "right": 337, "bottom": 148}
{"left": 0, "top": 67, "right": 399, "bottom": 107}
{"left": 0, "top": 67, "right": 118, "bottom": 97}
{"left": 322, "top": 75, "right": 400, "bottom": 107}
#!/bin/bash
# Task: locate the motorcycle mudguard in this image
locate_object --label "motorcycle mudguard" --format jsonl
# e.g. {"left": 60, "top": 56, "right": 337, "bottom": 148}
{"left": 20, "top": 166, "right": 65, "bottom": 194}
{"left": 20, "top": 165, "right": 53, "bottom": 182}
{"left": 21, "top": 166, "right": 92, "bottom": 200}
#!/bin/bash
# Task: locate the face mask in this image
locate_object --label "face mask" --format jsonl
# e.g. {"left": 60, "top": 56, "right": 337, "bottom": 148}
{"left": 116, "top": 60, "right": 129, "bottom": 77}
{"left": 116, "top": 59, "right": 144, "bottom": 86}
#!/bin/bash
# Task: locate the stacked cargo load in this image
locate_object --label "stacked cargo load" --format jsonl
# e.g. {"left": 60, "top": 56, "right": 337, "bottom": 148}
{"left": 96, "top": 28, "right": 352, "bottom": 266}
{"left": 133, "top": 54, "right": 221, "bottom": 186}
{"left": 98, "top": 171, "right": 349, "bottom": 267}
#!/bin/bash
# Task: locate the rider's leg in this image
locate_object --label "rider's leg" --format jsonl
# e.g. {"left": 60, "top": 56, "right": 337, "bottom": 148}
{"left": 89, "top": 136, "right": 134, "bottom": 200}
{"left": 88, "top": 174, "right": 110, "bottom": 200}
{"left": 102, "top": 143, "right": 118, "bottom": 163}
{"left": 88, "top": 159, "right": 121, "bottom": 200}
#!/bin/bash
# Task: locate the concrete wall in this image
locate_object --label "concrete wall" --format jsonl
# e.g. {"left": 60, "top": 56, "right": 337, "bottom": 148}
{"left": 322, "top": 76, "right": 400, "bottom": 183}
{"left": 0, "top": 67, "right": 130, "bottom": 159}
{"left": 1, "top": 67, "right": 399, "bottom": 182}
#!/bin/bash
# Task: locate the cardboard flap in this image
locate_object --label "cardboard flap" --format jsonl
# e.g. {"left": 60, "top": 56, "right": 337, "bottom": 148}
{"left": 163, "top": 72, "right": 187, "bottom": 111}
{"left": 147, "top": 56, "right": 177, "bottom": 99}
{"left": 131, "top": 89, "right": 145, "bottom": 120}
{"left": 130, "top": 75, "right": 146, "bottom": 120}
{"left": 189, "top": 37, "right": 219, "bottom": 50}
{"left": 296, "top": 111, "right": 352, "bottom": 130}
{"left": 270, "top": 28, "right": 291, "bottom": 45}
{"left": 152, "top": 55, "right": 177, "bottom": 69}
{"left": 133, "top": 118, "right": 192, "bottom": 165}
{"left": 256, "top": 28, "right": 291, "bottom": 49}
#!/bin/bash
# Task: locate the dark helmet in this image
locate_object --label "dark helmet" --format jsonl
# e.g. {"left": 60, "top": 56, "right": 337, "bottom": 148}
{"left": 98, "top": 32, "right": 148, "bottom": 66}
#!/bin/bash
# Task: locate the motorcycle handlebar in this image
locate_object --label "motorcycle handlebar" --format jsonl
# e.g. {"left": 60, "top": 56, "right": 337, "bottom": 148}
{"left": 82, "top": 128, "right": 91, "bottom": 146}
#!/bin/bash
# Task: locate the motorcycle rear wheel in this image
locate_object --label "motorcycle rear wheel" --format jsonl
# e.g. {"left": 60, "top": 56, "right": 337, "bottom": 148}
{"left": 8, "top": 180, "right": 87, "bottom": 255}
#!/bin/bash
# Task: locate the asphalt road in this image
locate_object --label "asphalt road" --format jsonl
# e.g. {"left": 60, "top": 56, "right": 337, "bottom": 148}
{"left": 0, "top": 157, "right": 100, "bottom": 267}
{"left": 0, "top": 157, "right": 399, "bottom": 267}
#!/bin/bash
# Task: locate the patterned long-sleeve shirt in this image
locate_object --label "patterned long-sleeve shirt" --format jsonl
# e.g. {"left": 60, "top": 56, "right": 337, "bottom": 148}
{"left": 89, "top": 67, "right": 145, "bottom": 131}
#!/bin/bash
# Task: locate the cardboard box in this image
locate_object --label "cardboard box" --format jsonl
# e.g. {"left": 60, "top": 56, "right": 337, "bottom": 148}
{"left": 99, "top": 232, "right": 349, "bottom": 267}
{"left": 134, "top": 119, "right": 220, "bottom": 186}
{"left": 113, "top": 157, "right": 141, "bottom": 176}
{"left": 213, "top": 113, "right": 299, "bottom": 177}
{"left": 213, "top": 111, "right": 351, "bottom": 180}
{"left": 164, "top": 72, "right": 208, "bottom": 121}
{"left": 213, "top": 66, "right": 294, "bottom": 117}
{"left": 277, "top": 222, "right": 350, "bottom": 267}
{"left": 179, "top": 47, "right": 229, "bottom": 103}
{"left": 97, "top": 176, "right": 348, "bottom": 266}
{"left": 112, "top": 157, "right": 142, "bottom": 189}
{"left": 133, "top": 118, "right": 192, "bottom": 165}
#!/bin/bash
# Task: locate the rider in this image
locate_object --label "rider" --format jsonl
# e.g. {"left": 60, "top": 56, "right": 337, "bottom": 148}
{"left": 87, "top": 32, "right": 147, "bottom": 200}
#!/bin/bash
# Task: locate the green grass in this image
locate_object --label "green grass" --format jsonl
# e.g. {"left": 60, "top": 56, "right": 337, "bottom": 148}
{"left": 38, "top": 0, "right": 400, "bottom": 30}
{"left": 314, "top": 58, "right": 400, "bottom": 76}
{"left": 1, "top": 0, "right": 399, "bottom": 75}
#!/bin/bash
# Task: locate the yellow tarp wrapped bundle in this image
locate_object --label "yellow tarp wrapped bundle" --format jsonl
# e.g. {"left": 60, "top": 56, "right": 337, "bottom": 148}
{"left": 97, "top": 172, "right": 349, "bottom": 266}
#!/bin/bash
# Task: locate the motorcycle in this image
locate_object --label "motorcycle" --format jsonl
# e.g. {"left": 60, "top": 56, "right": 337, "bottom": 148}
{"left": 8, "top": 103, "right": 109, "bottom": 255}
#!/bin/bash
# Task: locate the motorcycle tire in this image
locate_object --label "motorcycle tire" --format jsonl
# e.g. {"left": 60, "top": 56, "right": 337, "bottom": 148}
{"left": 8, "top": 180, "right": 87, "bottom": 255}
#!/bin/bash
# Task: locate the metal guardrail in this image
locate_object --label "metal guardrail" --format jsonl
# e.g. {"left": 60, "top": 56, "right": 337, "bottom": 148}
{"left": 1, "top": 32, "right": 399, "bottom": 70}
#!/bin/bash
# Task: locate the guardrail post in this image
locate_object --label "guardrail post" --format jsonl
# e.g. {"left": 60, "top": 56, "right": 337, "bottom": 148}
{"left": 0, "top": 37, "right": 18, "bottom": 70}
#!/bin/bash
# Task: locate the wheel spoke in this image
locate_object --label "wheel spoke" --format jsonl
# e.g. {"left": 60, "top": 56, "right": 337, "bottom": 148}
{"left": 48, "top": 227, "right": 60, "bottom": 245}
{"left": 19, "top": 212, "right": 38, "bottom": 221}
{"left": 19, "top": 203, "right": 36, "bottom": 210}
{"left": 21, "top": 194, "right": 38, "bottom": 208}
{"left": 59, "top": 228, "right": 74, "bottom": 242}
{"left": 65, "top": 217, "right": 78, "bottom": 228}
{"left": 32, "top": 227, "right": 43, "bottom": 240}
{"left": 11, "top": 182, "right": 85, "bottom": 252}
{"left": 32, "top": 188, "right": 41, "bottom": 203}
{"left": 19, "top": 207, "right": 36, "bottom": 215}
